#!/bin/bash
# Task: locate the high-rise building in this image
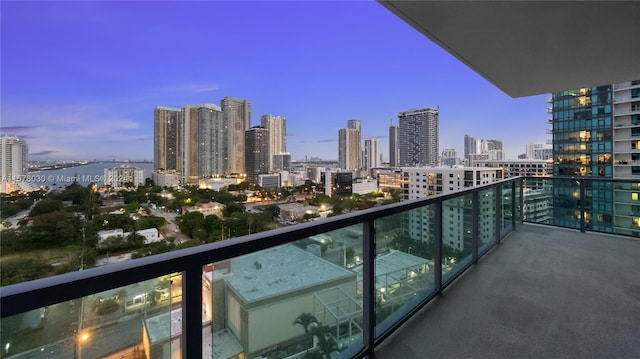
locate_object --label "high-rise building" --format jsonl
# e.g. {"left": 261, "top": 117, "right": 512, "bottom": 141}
{"left": 551, "top": 84, "right": 615, "bottom": 231}
{"left": 245, "top": 126, "right": 269, "bottom": 184}
{"left": 399, "top": 107, "right": 439, "bottom": 167}
{"left": 464, "top": 134, "right": 476, "bottom": 160}
{"left": 364, "top": 138, "right": 380, "bottom": 171}
{"left": 153, "top": 106, "right": 182, "bottom": 172}
{"left": 221, "top": 97, "right": 251, "bottom": 175}
{"left": 389, "top": 125, "right": 399, "bottom": 167}
{"left": 347, "top": 119, "right": 361, "bottom": 132}
{"left": 261, "top": 114, "right": 287, "bottom": 171}
{"left": 551, "top": 82, "right": 640, "bottom": 231}
{"left": 182, "top": 104, "right": 224, "bottom": 184}
{"left": 339, "top": 128, "right": 360, "bottom": 171}
{"left": 0, "top": 136, "right": 28, "bottom": 193}
{"left": 526, "top": 143, "right": 545, "bottom": 159}
{"left": 441, "top": 149, "right": 459, "bottom": 166}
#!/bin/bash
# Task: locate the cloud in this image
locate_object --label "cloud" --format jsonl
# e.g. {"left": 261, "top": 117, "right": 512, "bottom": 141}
{"left": 30, "top": 150, "right": 57, "bottom": 156}
{"left": 0, "top": 126, "right": 39, "bottom": 132}
{"left": 153, "top": 83, "right": 220, "bottom": 94}
{"left": 1, "top": 101, "right": 151, "bottom": 160}
{"left": 317, "top": 139, "right": 337, "bottom": 143}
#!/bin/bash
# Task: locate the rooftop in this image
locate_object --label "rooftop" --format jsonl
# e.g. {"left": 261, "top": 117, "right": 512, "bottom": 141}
{"left": 377, "top": 224, "right": 640, "bottom": 358}
{"left": 226, "top": 244, "right": 354, "bottom": 303}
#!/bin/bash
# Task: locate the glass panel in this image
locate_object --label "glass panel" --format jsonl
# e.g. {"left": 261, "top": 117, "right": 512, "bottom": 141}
{"left": 523, "top": 178, "right": 553, "bottom": 225}
{"left": 552, "top": 179, "right": 582, "bottom": 229}
{"left": 478, "top": 187, "right": 497, "bottom": 254}
{"left": 0, "top": 278, "right": 173, "bottom": 358}
{"left": 501, "top": 183, "right": 514, "bottom": 237}
{"left": 207, "top": 226, "right": 363, "bottom": 359}
{"left": 374, "top": 207, "right": 436, "bottom": 336}
{"left": 515, "top": 180, "right": 523, "bottom": 224}
{"left": 612, "top": 181, "right": 640, "bottom": 237}
{"left": 442, "top": 194, "right": 474, "bottom": 284}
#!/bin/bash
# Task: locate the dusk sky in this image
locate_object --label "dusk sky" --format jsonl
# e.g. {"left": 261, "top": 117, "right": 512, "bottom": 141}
{"left": 1, "top": 1, "right": 549, "bottom": 162}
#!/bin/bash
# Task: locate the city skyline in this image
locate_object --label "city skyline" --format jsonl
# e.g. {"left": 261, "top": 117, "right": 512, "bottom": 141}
{"left": 1, "top": 1, "right": 548, "bottom": 162}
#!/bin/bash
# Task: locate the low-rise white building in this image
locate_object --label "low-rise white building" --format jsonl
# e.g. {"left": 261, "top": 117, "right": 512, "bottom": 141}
{"left": 182, "top": 201, "right": 225, "bottom": 218}
{"left": 152, "top": 171, "right": 181, "bottom": 188}
{"left": 400, "top": 166, "right": 503, "bottom": 252}
{"left": 278, "top": 203, "right": 319, "bottom": 221}
{"left": 97, "top": 227, "right": 162, "bottom": 248}
{"left": 352, "top": 178, "right": 378, "bottom": 195}
{"left": 104, "top": 165, "right": 145, "bottom": 188}
{"left": 472, "top": 159, "right": 552, "bottom": 178}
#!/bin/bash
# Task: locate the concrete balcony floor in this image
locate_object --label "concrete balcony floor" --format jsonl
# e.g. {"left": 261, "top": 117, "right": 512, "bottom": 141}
{"left": 376, "top": 224, "right": 640, "bottom": 359}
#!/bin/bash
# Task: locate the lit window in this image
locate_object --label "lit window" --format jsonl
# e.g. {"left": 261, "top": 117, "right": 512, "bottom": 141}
{"left": 633, "top": 193, "right": 639, "bottom": 201}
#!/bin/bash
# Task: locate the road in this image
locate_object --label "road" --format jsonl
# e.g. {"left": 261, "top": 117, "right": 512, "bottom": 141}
{"left": 8, "top": 316, "right": 143, "bottom": 359}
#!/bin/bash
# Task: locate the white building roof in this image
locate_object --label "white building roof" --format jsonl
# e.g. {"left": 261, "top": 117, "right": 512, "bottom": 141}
{"left": 226, "top": 244, "right": 354, "bottom": 303}
{"left": 144, "top": 308, "right": 182, "bottom": 344}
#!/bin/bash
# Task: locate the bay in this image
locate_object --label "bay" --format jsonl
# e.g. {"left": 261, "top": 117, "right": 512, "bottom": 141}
{"left": 30, "top": 162, "right": 155, "bottom": 190}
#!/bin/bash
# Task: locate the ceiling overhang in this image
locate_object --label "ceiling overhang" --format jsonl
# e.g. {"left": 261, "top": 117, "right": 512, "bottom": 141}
{"left": 378, "top": 1, "right": 640, "bottom": 97}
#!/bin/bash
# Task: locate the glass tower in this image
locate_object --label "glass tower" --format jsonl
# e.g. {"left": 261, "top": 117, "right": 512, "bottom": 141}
{"left": 551, "top": 85, "right": 614, "bottom": 231}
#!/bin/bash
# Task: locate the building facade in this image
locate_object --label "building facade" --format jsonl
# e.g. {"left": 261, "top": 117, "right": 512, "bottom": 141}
{"left": 399, "top": 107, "right": 439, "bottom": 167}
{"left": 153, "top": 106, "right": 182, "bottom": 172}
{"left": 245, "top": 126, "right": 269, "bottom": 184}
{"left": 182, "top": 104, "right": 225, "bottom": 184}
{"left": 0, "top": 136, "right": 28, "bottom": 193}
{"left": 221, "top": 97, "right": 251, "bottom": 175}
{"left": 339, "top": 128, "right": 360, "bottom": 171}
{"left": 261, "top": 114, "right": 287, "bottom": 172}
{"left": 389, "top": 125, "right": 399, "bottom": 167}
{"left": 401, "top": 166, "right": 503, "bottom": 253}
{"left": 104, "top": 166, "right": 145, "bottom": 188}
{"left": 364, "top": 138, "right": 380, "bottom": 171}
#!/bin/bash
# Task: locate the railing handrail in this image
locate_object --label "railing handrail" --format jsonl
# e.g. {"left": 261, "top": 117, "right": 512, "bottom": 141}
{"left": 0, "top": 177, "right": 520, "bottom": 318}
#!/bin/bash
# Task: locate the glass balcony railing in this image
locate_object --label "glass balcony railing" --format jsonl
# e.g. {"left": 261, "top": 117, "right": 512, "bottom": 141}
{"left": 523, "top": 176, "right": 640, "bottom": 237}
{"left": 0, "top": 178, "right": 520, "bottom": 359}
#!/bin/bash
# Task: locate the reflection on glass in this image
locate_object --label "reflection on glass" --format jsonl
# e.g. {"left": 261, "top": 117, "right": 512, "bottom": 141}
{"left": 552, "top": 179, "right": 582, "bottom": 229}
{"left": 206, "top": 226, "right": 364, "bottom": 359}
{"left": 478, "top": 187, "right": 497, "bottom": 253}
{"left": 0, "top": 278, "right": 173, "bottom": 358}
{"left": 442, "top": 194, "right": 474, "bottom": 284}
{"left": 523, "top": 179, "right": 553, "bottom": 225}
{"left": 501, "top": 183, "right": 514, "bottom": 237}
{"left": 374, "top": 209, "right": 435, "bottom": 334}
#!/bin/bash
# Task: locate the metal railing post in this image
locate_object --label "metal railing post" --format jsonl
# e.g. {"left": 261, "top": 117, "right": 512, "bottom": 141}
{"left": 362, "top": 219, "right": 376, "bottom": 357}
{"left": 183, "top": 264, "right": 203, "bottom": 359}
{"left": 434, "top": 201, "right": 443, "bottom": 293}
{"left": 511, "top": 180, "right": 517, "bottom": 230}
{"left": 472, "top": 190, "right": 479, "bottom": 264}
{"left": 580, "top": 180, "right": 587, "bottom": 232}
{"left": 519, "top": 178, "right": 525, "bottom": 226}
{"left": 495, "top": 183, "right": 503, "bottom": 244}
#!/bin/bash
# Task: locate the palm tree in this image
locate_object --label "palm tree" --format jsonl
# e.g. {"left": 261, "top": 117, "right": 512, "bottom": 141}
{"left": 293, "top": 312, "right": 319, "bottom": 335}
{"left": 310, "top": 325, "right": 339, "bottom": 359}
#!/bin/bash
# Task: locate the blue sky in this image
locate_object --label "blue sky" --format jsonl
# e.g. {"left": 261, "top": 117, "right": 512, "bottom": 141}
{"left": 1, "top": 1, "right": 548, "bottom": 162}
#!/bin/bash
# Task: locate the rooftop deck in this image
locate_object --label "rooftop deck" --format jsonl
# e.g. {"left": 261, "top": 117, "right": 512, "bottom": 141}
{"left": 377, "top": 224, "right": 640, "bottom": 359}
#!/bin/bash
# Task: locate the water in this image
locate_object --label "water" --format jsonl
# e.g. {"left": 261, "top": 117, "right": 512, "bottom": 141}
{"left": 29, "top": 162, "right": 154, "bottom": 190}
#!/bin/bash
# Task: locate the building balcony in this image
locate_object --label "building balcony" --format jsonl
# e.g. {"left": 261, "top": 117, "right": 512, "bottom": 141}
{"left": 377, "top": 223, "right": 640, "bottom": 359}
{"left": 1, "top": 177, "right": 639, "bottom": 359}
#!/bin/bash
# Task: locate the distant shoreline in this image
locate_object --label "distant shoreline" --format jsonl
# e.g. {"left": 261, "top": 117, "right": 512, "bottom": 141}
{"left": 29, "top": 161, "right": 153, "bottom": 172}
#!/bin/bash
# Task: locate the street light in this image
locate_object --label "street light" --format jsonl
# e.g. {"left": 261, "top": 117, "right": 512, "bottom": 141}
{"left": 75, "top": 331, "right": 90, "bottom": 359}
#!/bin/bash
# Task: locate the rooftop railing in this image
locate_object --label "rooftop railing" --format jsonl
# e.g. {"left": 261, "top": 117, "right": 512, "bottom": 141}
{"left": 0, "top": 178, "right": 521, "bottom": 359}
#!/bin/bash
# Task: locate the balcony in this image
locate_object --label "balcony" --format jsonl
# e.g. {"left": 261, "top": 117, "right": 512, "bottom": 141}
{"left": 1, "top": 177, "right": 639, "bottom": 359}
{"left": 377, "top": 223, "right": 640, "bottom": 359}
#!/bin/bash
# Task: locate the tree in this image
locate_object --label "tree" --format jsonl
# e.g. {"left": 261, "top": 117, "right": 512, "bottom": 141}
{"left": 176, "top": 211, "right": 205, "bottom": 237}
{"left": 310, "top": 325, "right": 339, "bottom": 359}
{"left": 293, "top": 312, "right": 319, "bottom": 335}
{"left": 29, "top": 198, "right": 63, "bottom": 217}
